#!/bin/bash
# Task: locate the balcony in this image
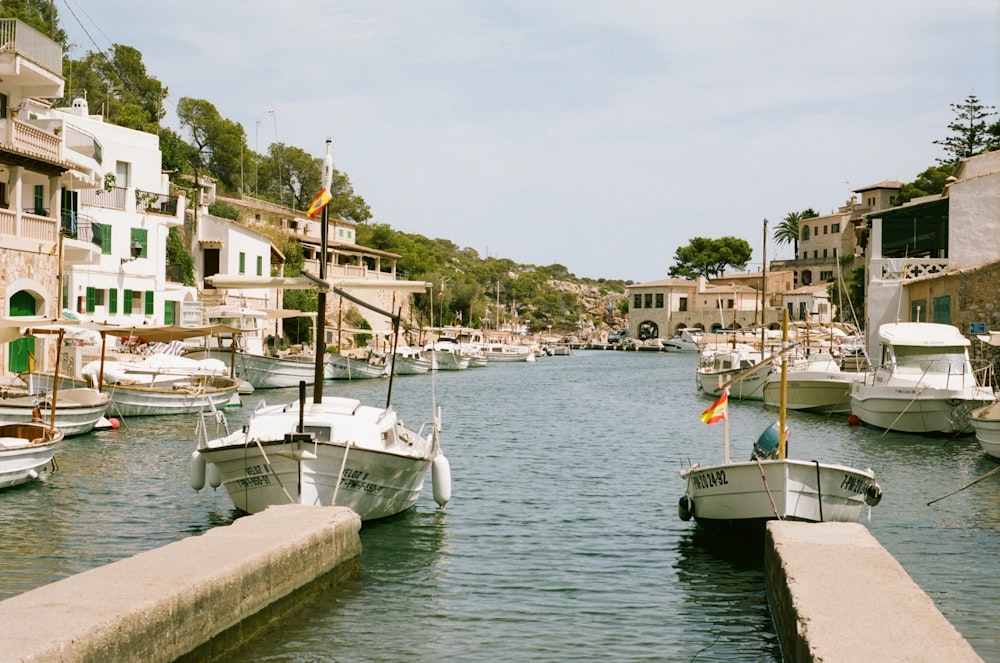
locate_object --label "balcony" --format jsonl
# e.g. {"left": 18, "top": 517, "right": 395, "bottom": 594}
{"left": 0, "top": 206, "right": 57, "bottom": 243}
{"left": 0, "top": 19, "right": 63, "bottom": 96}
{"left": 136, "top": 189, "right": 180, "bottom": 217}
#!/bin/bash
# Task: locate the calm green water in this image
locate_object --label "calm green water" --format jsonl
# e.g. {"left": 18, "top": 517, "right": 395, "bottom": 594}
{"left": 1, "top": 351, "right": 997, "bottom": 661}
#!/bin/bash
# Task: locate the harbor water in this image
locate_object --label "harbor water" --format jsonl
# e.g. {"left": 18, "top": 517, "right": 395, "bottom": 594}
{"left": 1, "top": 351, "right": 998, "bottom": 661}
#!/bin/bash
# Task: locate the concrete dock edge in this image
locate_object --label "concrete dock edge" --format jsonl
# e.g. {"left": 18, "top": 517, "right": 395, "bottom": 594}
{"left": 0, "top": 505, "right": 362, "bottom": 663}
{"left": 765, "top": 521, "right": 983, "bottom": 662}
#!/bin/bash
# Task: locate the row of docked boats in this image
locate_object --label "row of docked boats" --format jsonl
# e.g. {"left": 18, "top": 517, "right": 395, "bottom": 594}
{"left": 679, "top": 311, "right": 884, "bottom": 540}
{"left": 696, "top": 320, "right": 998, "bottom": 439}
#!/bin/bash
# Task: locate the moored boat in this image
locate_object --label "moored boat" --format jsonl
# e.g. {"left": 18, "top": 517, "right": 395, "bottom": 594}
{"left": 0, "top": 422, "right": 64, "bottom": 489}
{"left": 970, "top": 402, "right": 1000, "bottom": 460}
{"left": 850, "top": 322, "right": 995, "bottom": 434}
{"left": 0, "top": 388, "right": 112, "bottom": 436}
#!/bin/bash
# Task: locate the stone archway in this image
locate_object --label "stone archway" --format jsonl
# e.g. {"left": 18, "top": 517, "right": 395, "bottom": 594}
{"left": 637, "top": 320, "right": 659, "bottom": 341}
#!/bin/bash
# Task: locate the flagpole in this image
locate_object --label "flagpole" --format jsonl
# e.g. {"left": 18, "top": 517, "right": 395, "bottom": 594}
{"left": 312, "top": 138, "right": 333, "bottom": 404}
{"left": 723, "top": 389, "right": 730, "bottom": 464}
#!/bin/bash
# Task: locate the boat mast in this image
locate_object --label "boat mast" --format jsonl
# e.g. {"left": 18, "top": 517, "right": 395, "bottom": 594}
{"left": 779, "top": 308, "right": 789, "bottom": 459}
{"left": 761, "top": 218, "right": 767, "bottom": 361}
{"left": 312, "top": 138, "right": 333, "bottom": 404}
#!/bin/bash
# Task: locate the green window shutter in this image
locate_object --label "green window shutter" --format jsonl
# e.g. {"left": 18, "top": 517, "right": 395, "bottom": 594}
{"left": 33, "top": 185, "right": 45, "bottom": 214}
{"left": 130, "top": 227, "right": 148, "bottom": 258}
{"left": 123, "top": 289, "right": 133, "bottom": 314}
{"left": 256, "top": 255, "right": 263, "bottom": 276}
{"left": 109, "top": 288, "right": 118, "bottom": 314}
{"left": 85, "top": 287, "right": 96, "bottom": 313}
{"left": 145, "top": 291, "right": 154, "bottom": 315}
{"left": 239, "top": 252, "right": 246, "bottom": 274}
{"left": 164, "top": 300, "right": 175, "bottom": 325}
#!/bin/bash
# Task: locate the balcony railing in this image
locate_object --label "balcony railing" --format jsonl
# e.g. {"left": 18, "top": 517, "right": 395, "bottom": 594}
{"left": 80, "top": 186, "right": 127, "bottom": 210}
{"left": 0, "top": 208, "right": 57, "bottom": 243}
{"left": 61, "top": 210, "right": 100, "bottom": 244}
{"left": 0, "top": 19, "right": 63, "bottom": 75}
{"left": 136, "top": 189, "right": 179, "bottom": 216}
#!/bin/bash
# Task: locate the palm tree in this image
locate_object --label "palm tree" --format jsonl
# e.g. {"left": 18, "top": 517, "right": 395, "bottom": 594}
{"left": 773, "top": 211, "right": 803, "bottom": 257}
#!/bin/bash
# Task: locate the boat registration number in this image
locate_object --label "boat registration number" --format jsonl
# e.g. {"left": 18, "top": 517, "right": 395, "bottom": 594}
{"left": 691, "top": 469, "right": 728, "bottom": 490}
{"left": 236, "top": 464, "right": 272, "bottom": 488}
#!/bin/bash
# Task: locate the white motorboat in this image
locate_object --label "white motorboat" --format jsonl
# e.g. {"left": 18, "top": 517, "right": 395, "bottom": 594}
{"left": 696, "top": 344, "right": 771, "bottom": 401}
{"left": 0, "top": 422, "right": 64, "bottom": 489}
{"left": 425, "top": 341, "right": 470, "bottom": 371}
{"left": 184, "top": 306, "right": 326, "bottom": 389}
{"left": 680, "top": 312, "right": 882, "bottom": 539}
{"left": 969, "top": 402, "right": 1000, "bottom": 460}
{"left": 661, "top": 328, "right": 702, "bottom": 353}
{"left": 0, "top": 388, "right": 112, "bottom": 436}
{"left": 762, "top": 354, "right": 859, "bottom": 414}
{"left": 192, "top": 140, "right": 450, "bottom": 521}
{"left": 385, "top": 346, "right": 434, "bottom": 375}
{"left": 850, "top": 322, "right": 996, "bottom": 434}
{"left": 328, "top": 354, "right": 388, "bottom": 380}
{"left": 27, "top": 356, "right": 240, "bottom": 418}
{"left": 481, "top": 341, "right": 535, "bottom": 363}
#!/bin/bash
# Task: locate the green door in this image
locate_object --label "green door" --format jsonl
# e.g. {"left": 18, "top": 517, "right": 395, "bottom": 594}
{"left": 8, "top": 290, "right": 37, "bottom": 373}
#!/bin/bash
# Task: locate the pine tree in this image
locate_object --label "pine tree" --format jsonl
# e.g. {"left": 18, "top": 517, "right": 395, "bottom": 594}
{"left": 933, "top": 95, "right": 997, "bottom": 165}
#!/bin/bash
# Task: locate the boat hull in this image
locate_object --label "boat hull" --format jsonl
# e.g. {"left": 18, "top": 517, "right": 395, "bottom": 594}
{"left": 0, "top": 423, "right": 64, "bottom": 489}
{"left": 697, "top": 366, "right": 769, "bottom": 401}
{"left": 683, "top": 459, "right": 875, "bottom": 538}
{"left": 0, "top": 388, "right": 111, "bottom": 436}
{"left": 763, "top": 371, "right": 856, "bottom": 414}
{"left": 428, "top": 350, "right": 469, "bottom": 371}
{"left": 26, "top": 373, "right": 239, "bottom": 417}
{"left": 186, "top": 348, "right": 323, "bottom": 389}
{"left": 850, "top": 383, "right": 994, "bottom": 434}
{"left": 195, "top": 398, "right": 437, "bottom": 520}
{"left": 970, "top": 402, "right": 1000, "bottom": 459}
{"left": 328, "top": 355, "right": 387, "bottom": 380}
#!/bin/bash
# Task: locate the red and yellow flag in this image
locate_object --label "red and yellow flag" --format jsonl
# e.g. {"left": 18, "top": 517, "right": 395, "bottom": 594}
{"left": 699, "top": 389, "right": 728, "bottom": 425}
{"left": 305, "top": 188, "right": 333, "bottom": 219}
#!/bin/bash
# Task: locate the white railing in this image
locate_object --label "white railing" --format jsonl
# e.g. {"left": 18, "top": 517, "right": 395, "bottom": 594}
{"left": 873, "top": 258, "right": 950, "bottom": 281}
{"left": 0, "top": 19, "right": 62, "bottom": 75}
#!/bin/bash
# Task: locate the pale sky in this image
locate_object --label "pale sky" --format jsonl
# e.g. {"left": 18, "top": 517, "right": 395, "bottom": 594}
{"left": 60, "top": 0, "right": 999, "bottom": 283}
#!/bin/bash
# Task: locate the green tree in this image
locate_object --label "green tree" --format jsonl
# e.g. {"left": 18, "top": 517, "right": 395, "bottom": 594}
{"left": 166, "top": 227, "right": 195, "bottom": 286}
{"left": 933, "top": 94, "right": 997, "bottom": 165}
{"left": 176, "top": 97, "right": 246, "bottom": 191}
{"left": 895, "top": 164, "right": 955, "bottom": 205}
{"left": 668, "top": 236, "right": 752, "bottom": 279}
{"left": 65, "top": 45, "right": 167, "bottom": 133}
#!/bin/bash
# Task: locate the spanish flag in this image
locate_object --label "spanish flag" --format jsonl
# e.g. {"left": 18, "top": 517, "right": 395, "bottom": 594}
{"left": 700, "top": 389, "right": 728, "bottom": 425}
{"left": 305, "top": 188, "right": 333, "bottom": 219}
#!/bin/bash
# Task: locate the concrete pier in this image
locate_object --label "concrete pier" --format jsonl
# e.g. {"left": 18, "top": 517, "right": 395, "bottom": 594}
{"left": 0, "top": 505, "right": 362, "bottom": 663}
{"left": 765, "top": 521, "right": 983, "bottom": 662}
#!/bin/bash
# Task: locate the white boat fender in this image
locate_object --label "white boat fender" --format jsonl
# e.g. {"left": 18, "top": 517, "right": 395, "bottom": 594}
{"left": 678, "top": 495, "right": 693, "bottom": 521}
{"left": 207, "top": 462, "right": 223, "bottom": 489}
{"left": 865, "top": 482, "right": 883, "bottom": 507}
{"left": 190, "top": 451, "right": 206, "bottom": 491}
{"left": 432, "top": 454, "right": 451, "bottom": 507}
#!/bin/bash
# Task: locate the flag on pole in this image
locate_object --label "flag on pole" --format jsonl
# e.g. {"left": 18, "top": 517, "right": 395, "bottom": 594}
{"left": 305, "top": 188, "right": 332, "bottom": 219}
{"left": 700, "top": 389, "right": 728, "bottom": 425}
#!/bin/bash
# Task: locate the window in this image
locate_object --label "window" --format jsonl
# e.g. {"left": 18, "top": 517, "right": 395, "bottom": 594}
{"left": 145, "top": 291, "right": 154, "bottom": 315}
{"left": 813, "top": 251, "right": 818, "bottom": 259}
{"left": 679, "top": 297, "right": 688, "bottom": 312}
{"left": 813, "top": 226, "right": 818, "bottom": 237}
{"left": 802, "top": 226, "right": 811, "bottom": 240}
{"left": 727, "top": 299, "right": 734, "bottom": 309}
{"left": 109, "top": 289, "right": 118, "bottom": 314}
{"left": 644, "top": 293, "right": 653, "bottom": 308}
{"left": 116, "top": 160, "right": 131, "bottom": 188}
{"left": 123, "top": 289, "right": 133, "bottom": 314}
{"left": 633, "top": 294, "right": 642, "bottom": 308}
{"left": 165, "top": 300, "right": 175, "bottom": 325}
{"left": 86, "top": 287, "right": 96, "bottom": 313}
{"left": 802, "top": 251, "right": 808, "bottom": 260}
{"left": 910, "top": 299, "right": 927, "bottom": 322}
{"left": 831, "top": 223, "right": 840, "bottom": 233}
{"left": 833, "top": 248, "right": 838, "bottom": 257}
{"left": 256, "top": 256, "right": 263, "bottom": 276}
{"left": 655, "top": 293, "right": 664, "bottom": 308}
{"left": 239, "top": 252, "right": 246, "bottom": 274}
{"left": 822, "top": 249, "right": 828, "bottom": 258}
{"left": 823, "top": 225, "right": 828, "bottom": 234}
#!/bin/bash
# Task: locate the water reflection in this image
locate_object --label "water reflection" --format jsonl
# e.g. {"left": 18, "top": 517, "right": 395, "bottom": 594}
{"left": 673, "top": 528, "right": 781, "bottom": 662}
